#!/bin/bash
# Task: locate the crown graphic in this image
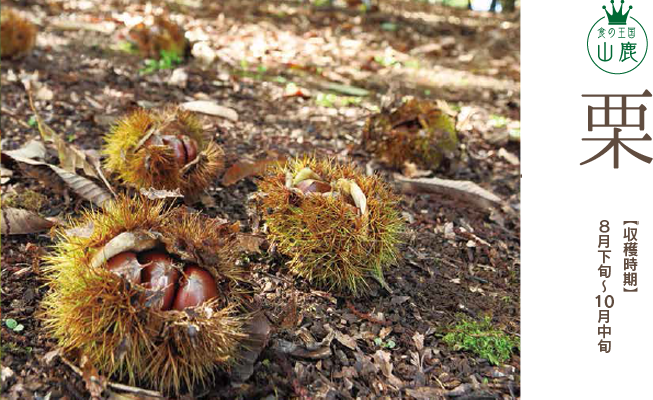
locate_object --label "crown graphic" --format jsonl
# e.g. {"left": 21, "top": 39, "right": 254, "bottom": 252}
{"left": 603, "top": 0, "right": 632, "bottom": 25}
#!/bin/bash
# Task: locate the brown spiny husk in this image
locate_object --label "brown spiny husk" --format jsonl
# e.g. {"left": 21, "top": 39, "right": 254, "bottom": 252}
{"left": 103, "top": 107, "right": 224, "bottom": 196}
{"left": 1, "top": 9, "right": 37, "bottom": 59}
{"left": 256, "top": 156, "right": 404, "bottom": 294}
{"left": 362, "top": 98, "right": 458, "bottom": 170}
{"left": 40, "top": 195, "right": 250, "bottom": 394}
{"left": 129, "top": 15, "right": 188, "bottom": 59}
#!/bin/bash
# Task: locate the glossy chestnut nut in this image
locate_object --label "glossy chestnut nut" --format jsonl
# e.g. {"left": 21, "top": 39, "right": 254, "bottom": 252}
{"left": 106, "top": 251, "right": 143, "bottom": 284}
{"left": 180, "top": 135, "right": 198, "bottom": 164}
{"left": 172, "top": 265, "right": 218, "bottom": 310}
{"left": 140, "top": 251, "right": 180, "bottom": 311}
{"left": 295, "top": 179, "right": 332, "bottom": 194}
{"left": 144, "top": 134, "right": 199, "bottom": 166}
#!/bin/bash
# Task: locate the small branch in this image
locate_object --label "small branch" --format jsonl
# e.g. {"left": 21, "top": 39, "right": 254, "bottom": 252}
{"left": 60, "top": 356, "right": 165, "bottom": 398}
{"left": 346, "top": 301, "right": 391, "bottom": 326}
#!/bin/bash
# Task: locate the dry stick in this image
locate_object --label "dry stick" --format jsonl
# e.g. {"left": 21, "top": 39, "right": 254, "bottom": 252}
{"left": 346, "top": 301, "right": 391, "bottom": 326}
{"left": 60, "top": 356, "right": 165, "bottom": 398}
{"left": 1, "top": 107, "right": 33, "bottom": 129}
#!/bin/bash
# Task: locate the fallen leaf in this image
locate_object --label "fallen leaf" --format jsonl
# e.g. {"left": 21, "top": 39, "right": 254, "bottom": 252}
{"left": 412, "top": 331, "right": 424, "bottom": 352}
{"left": 379, "top": 326, "right": 393, "bottom": 339}
{"left": 43, "top": 349, "right": 61, "bottom": 365}
{"left": 139, "top": 187, "right": 184, "bottom": 200}
{"left": 272, "top": 329, "right": 335, "bottom": 360}
{"left": 28, "top": 95, "right": 115, "bottom": 195}
{"left": 50, "top": 165, "right": 113, "bottom": 208}
{"left": 180, "top": 100, "right": 238, "bottom": 121}
{"left": 232, "top": 313, "right": 271, "bottom": 383}
{"left": 90, "top": 231, "right": 159, "bottom": 269}
{"left": 334, "top": 330, "right": 359, "bottom": 351}
{"left": 1, "top": 367, "right": 14, "bottom": 384}
{"left": 4, "top": 139, "right": 47, "bottom": 160}
{"left": 168, "top": 68, "right": 188, "bottom": 88}
{"left": 1, "top": 208, "right": 55, "bottom": 235}
{"left": 1, "top": 167, "right": 13, "bottom": 184}
{"left": 401, "top": 161, "right": 431, "bottom": 178}
{"left": 395, "top": 174, "right": 503, "bottom": 210}
{"left": 405, "top": 387, "right": 445, "bottom": 399}
{"left": 222, "top": 154, "right": 286, "bottom": 186}
{"left": 36, "top": 85, "right": 54, "bottom": 101}
{"left": 236, "top": 234, "right": 267, "bottom": 253}
{"left": 80, "top": 355, "right": 106, "bottom": 399}
{"left": 498, "top": 147, "right": 520, "bottom": 165}
{"left": 373, "top": 350, "right": 403, "bottom": 388}
{"left": 2, "top": 152, "right": 113, "bottom": 208}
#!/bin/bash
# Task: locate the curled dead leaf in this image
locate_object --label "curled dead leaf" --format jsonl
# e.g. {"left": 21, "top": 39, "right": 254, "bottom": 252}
{"left": 1, "top": 208, "right": 55, "bottom": 235}
{"left": 180, "top": 100, "right": 238, "bottom": 121}
{"left": 90, "top": 231, "right": 159, "bottom": 269}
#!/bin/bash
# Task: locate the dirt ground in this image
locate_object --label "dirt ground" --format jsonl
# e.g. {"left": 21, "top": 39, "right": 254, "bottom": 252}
{"left": 1, "top": 0, "right": 520, "bottom": 399}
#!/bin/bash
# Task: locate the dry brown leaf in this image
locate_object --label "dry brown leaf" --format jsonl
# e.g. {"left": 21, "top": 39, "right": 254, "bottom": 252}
{"left": 4, "top": 139, "right": 47, "bottom": 160}
{"left": 90, "top": 231, "right": 159, "bottom": 269}
{"left": 138, "top": 187, "right": 184, "bottom": 200}
{"left": 3, "top": 151, "right": 113, "bottom": 208}
{"left": 373, "top": 350, "right": 403, "bottom": 388}
{"left": 405, "top": 387, "right": 445, "bottom": 399}
{"left": 222, "top": 155, "right": 286, "bottom": 186}
{"left": 236, "top": 233, "right": 267, "bottom": 253}
{"left": 28, "top": 94, "right": 115, "bottom": 195}
{"left": 232, "top": 313, "right": 271, "bottom": 383}
{"left": 412, "top": 331, "right": 424, "bottom": 352}
{"left": 1, "top": 167, "right": 13, "bottom": 185}
{"left": 395, "top": 174, "right": 503, "bottom": 210}
{"left": 80, "top": 355, "right": 106, "bottom": 399}
{"left": 51, "top": 165, "right": 113, "bottom": 207}
{"left": 334, "top": 330, "right": 359, "bottom": 351}
{"left": 180, "top": 100, "right": 238, "bottom": 121}
{"left": 1, "top": 208, "right": 55, "bottom": 235}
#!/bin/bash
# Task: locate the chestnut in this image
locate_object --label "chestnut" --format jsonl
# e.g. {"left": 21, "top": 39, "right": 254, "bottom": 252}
{"left": 180, "top": 135, "right": 198, "bottom": 164}
{"left": 106, "top": 251, "right": 143, "bottom": 284}
{"left": 144, "top": 134, "right": 198, "bottom": 166}
{"left": 172, "top": 265, "right": 218, "bottom": 310}
{"left": 140, "top": 251, "right": 180, "bottom": 311}
{"left": 295, "top": 179, "right": 332, "bottom": 194}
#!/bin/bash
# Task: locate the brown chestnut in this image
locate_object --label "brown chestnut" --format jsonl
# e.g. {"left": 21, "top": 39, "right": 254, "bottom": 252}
{"left": 144, "top": 134, "right": 188, "bottom": 166}
{"left": 141, "top": 251, "right": 180, "bottom": 311}
{"left": 106, "top": 251, "right": 143, "bottom": 284}
{"left": 180, "top": 135, "right": 198, "bottom": 164}
{"left": 172, "top": 265, "right": 218, "bottom": 310}
{"left": 295, "top": 179, "right": 332, "bottom": 194}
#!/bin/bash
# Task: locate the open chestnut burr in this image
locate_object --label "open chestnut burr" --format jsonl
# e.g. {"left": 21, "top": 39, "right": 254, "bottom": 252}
{"left": 105, "top": 249, "right": 217, "bottom": 311}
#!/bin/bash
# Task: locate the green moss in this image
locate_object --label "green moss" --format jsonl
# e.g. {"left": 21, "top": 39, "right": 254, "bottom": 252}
{"left": 443, "top": 315, "right": 519, "bottom": 365}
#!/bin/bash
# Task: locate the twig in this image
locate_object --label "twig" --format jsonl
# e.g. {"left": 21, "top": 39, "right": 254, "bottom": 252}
{"left": 1, "top": 107, "right": 33, "bottom": 129}
{"left": 60, "top": 356, "right": 165, "bottom": 398}
{"left": 346, "top": 301, "right": 391, "bottom": 326}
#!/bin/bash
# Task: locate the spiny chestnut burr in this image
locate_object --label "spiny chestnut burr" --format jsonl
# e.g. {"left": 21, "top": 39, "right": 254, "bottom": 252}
{"left": 129, "top": 15, "right": 188, "bottom": 60}
{"left": 103, "top": 107, "right": 224, "bottom": 197}
{"left": 140, "top": 251, "right": 180, "bottom": 311}
{"left": 362, "top": 98, "right": 458, "bottom": 170}
{"left": 144, "top": 134, "right": 199, "bottom": 166}
{"left": 1, "top": 9, "right": 37, "bottom": 59}
{"left": 256, "top": 156, "right": 404, "bottom": 294}
{"left": 41, "top": 195, "right": 250, "bottom": 395}
{"left": 173, "top": 265, "right": 219, "bottom": 310}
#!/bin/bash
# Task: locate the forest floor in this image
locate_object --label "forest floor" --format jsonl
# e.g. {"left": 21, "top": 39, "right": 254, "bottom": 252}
{"left": 1, "top": 0, "right": 520, "bottom": 399}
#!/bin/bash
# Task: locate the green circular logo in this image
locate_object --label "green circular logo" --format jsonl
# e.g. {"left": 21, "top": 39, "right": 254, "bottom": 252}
{"left": 587, "top": 17, "right": 648, "bottom": 75}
